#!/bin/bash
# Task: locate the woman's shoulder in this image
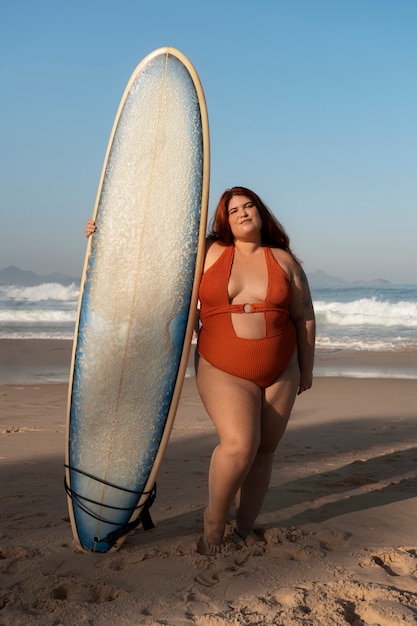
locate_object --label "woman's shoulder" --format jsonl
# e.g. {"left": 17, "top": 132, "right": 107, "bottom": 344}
{"left": 269, "top": 247, "right": 301, "bottom": 280}
{"left": 203, "top": 239, "right": 228, "bottom": 271}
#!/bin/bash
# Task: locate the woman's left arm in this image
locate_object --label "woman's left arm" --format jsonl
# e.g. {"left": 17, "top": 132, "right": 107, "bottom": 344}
{"left": 289, "top": 263, "right": 316, "bottom": 394}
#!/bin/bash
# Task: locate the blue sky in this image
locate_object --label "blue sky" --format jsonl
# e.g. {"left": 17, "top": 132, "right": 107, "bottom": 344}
{"left": 1, "top": 0, "right": 416, "bottom": 283}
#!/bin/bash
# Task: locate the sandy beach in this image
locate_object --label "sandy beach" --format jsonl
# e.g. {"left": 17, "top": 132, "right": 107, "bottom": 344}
{"left": 1, "top": 339, "right": 417, "bottom": 625}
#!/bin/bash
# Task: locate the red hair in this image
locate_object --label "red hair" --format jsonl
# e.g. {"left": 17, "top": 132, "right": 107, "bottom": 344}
{"left": 209, "top": 187, "right": 297, "bottom": 258}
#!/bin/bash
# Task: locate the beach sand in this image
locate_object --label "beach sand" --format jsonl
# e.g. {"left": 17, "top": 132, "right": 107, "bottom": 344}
{"left": 1, "top": 340, "right": 417, "bottom": 625}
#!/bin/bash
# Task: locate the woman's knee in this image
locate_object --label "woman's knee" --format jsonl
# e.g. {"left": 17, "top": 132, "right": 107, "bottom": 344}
{"left": 219, "top": 435, "right": 260, "bottom": 468}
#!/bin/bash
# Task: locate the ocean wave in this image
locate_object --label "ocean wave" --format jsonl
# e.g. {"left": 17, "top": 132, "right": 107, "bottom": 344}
{"left": 315, "top": 335, "right": 416, "bottom": 351}
{"left": 0, "top": 309, "right": 76, "bottom": 323}
{"left": 1, "top": 282, "right": 416, "bottom": 345}
{"left": 314, "top": 297, "right": 417, "bottom": 328}
{"left": 0, "top": 282, "right": 79, "bottom": 303}
{"left": 0, "top": 330, "right": 74, "bottom": 340}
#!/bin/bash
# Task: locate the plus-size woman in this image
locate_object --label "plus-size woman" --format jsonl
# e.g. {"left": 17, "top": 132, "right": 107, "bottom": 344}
{"left": 196, "top": 186, "right": 315, "bottom": 553}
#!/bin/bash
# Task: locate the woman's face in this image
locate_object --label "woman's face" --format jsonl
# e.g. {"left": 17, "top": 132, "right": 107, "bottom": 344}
{"left": 227, "top": 195, "right": 262, "bottom": 241}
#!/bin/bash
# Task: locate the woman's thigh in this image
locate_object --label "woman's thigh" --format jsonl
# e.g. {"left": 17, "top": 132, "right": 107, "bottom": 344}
{"left": 196, "top": 356, "right": 263, "bottom": 448}
{"left": 260, "top": 349, "right": 300, "bottom": 451}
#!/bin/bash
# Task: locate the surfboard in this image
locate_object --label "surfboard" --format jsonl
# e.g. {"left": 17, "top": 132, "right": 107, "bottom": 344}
{"left": 65, "top": 47, "right": 209, "bottom": 553}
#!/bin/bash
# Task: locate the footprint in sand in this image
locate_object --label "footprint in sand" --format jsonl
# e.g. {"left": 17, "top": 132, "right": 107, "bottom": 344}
{"left": 261, "top": 527, "right": 328, "bottom": 559}
{"left": 0, "top": 545, "right": 40, "bottom": 575}
{"left": 269, "top": 543, "right": 313, "bottom": 561}
{"left": 184, "top": 589, "right": 212, "bottom": 603}
{"left": 371, "top": 547, "right": 417, "bottom": 578}
{"left": 347, "top": 582, "right": 417, "bottom": 626}
{"left": 50, "top": 579, "right": 126, "bottom": 603}
{"left": 314, "top": 528, "right": 353, "bottom": 552}
{"left": 0, "top": 546, "right": 30, "bottom": 559}
{"left": 273, "top": 580, "right": 417, "bottom": 626}
{"left": 106, "top": 556, "right": 126, "bottom": 571}
{"left": 194, "top": 571, "right": 220, "bottom": 587}
{"left": 182, "top": 588, "right": 221, "bottom": 621}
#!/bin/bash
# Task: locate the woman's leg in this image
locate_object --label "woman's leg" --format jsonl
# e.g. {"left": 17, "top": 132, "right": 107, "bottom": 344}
{"left": 196, "top": 356, "right": 263, "bottom": 554}
{"left": 235, "top": 350, "right": 300, "bottom": 542}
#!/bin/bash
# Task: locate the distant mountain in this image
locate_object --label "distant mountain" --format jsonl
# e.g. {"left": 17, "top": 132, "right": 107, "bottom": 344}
{"left": 0, "top": 266, "right": 80, "bottom": 287}
{"left": 306, "top": 269, "right": 391, "bottom": 287}
{"left": 307, "top": 270, "right": 348, "bottom": 287}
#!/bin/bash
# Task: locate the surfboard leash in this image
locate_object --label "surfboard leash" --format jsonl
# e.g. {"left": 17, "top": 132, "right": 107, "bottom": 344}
{"left": 64, "top": 465, "right": 157, "bottom": 547}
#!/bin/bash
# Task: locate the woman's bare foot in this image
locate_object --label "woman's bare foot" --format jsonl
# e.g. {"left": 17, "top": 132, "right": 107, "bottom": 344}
{"left": 234, "top": 527, "right": 265, "bottom": 547}
{"left": 199, "top": 508, "right": 225, "bottom": 555}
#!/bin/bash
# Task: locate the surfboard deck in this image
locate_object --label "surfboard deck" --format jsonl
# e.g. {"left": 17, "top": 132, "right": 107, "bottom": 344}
{"left": 65, "top": 47, "right": 209, "bottom": 553}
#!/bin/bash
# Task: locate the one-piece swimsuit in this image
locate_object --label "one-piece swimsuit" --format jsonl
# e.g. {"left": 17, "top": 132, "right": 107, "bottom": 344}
{"left": 197, "top": 245, "right": 296, "bottom": 388}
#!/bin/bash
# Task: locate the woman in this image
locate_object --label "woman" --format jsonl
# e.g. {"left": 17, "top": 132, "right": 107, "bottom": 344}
{"left": 85, "top": 186, "right": 315, "bottom": 555}
{"left": 195, "top": 187, "right": 315, "bottom": 554}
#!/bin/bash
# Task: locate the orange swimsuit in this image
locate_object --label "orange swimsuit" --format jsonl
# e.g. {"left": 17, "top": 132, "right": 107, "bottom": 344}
{"left": 198, "top": 245, "right": 296, "bottom": 388}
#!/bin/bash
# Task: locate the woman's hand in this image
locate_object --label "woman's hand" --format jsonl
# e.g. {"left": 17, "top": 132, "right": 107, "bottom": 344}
{"left": 297, "top": 370, "right": 313, "bottom": 395}
{"left": 86, "top": 220, "right": 96, "bottom": 238}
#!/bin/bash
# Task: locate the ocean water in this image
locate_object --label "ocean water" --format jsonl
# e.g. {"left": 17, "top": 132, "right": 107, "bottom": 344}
{"left": 311, "top": 285, "right": 417, "bottom": 352}
{"left": 1, "top": 281, "right": 416, "bottom": 380}
{"left": 1, "top": 281, "right": 416, "bottom": 349}
{"left": 0, "top": 282, "right": 79, "bottom": 340}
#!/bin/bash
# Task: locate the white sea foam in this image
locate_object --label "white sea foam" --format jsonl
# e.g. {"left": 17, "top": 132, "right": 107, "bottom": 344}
{"left": 314, "top": 297, "right": 417, "bottom": 328}
{"left": 315, "top": 335, "right": 413, "bottom": 351}
{"left": 0, "top": 309, "right": 76, "bottom": 323}
{"left": 0, "top": 282, "right": 79, "bottom": 339}
{"left": 310, "top": 285, "right": 417, "bottom": 352}
{"left": 0, "top": 282, "right": 79, "bottom": 303}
